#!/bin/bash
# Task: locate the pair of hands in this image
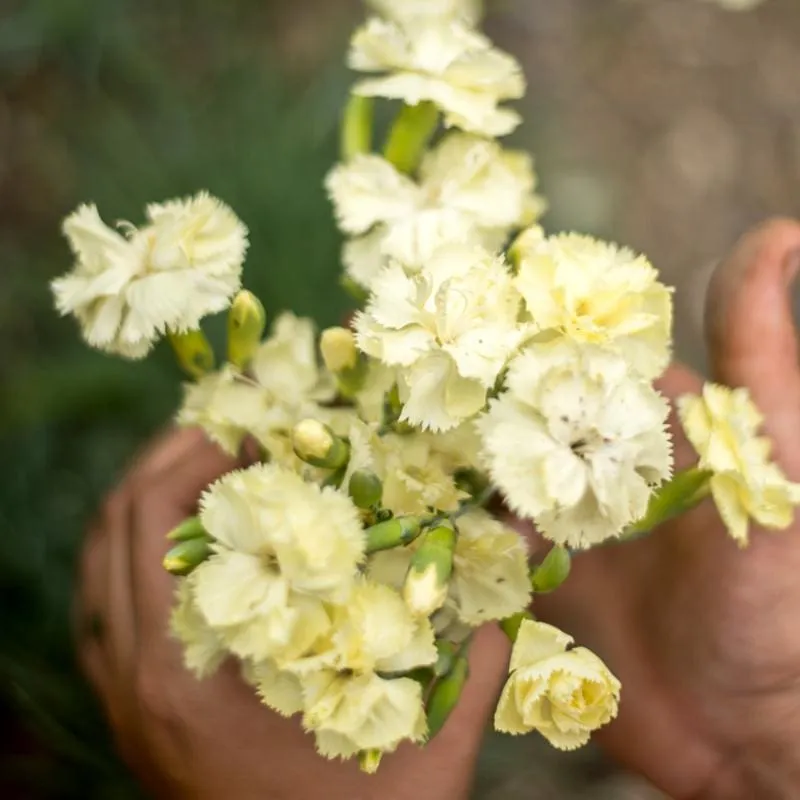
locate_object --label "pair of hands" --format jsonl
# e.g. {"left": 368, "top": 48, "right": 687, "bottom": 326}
{"left": 78, "top": 219, "right": 800, "bottom": 799}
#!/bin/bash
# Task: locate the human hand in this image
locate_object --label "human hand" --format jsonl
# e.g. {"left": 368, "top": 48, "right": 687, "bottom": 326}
{"left": 530, "top": 219, "right": 800, "bottom": 799}
{"left": 76, "top": 427, "right": 510, "bottom": 800}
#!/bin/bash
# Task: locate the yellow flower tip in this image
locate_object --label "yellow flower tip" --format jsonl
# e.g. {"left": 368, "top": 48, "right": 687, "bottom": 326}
{"left": 292, "top": 418, "right": 350, "bottom": 469}
{"left": 358, "top": 749, "right": 383, "bottom": 775}
{"left": 403, "top": 562, "right": 448, "bottom": 617}
{"left": 163, "top": 538, "right": 212, "bottom": 576}
{"left": 227, "top": 290, "right": 266, "bottom": 369}
{"left": 494, "top": 620, "right": 620, "bottom": 749}
{"left": 320, "top": 327, "right": 359, "bottom": 372}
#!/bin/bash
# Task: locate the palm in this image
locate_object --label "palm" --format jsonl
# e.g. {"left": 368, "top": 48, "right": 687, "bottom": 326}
{"left": 535, "top": 220, "right": 800, "bottom": 799}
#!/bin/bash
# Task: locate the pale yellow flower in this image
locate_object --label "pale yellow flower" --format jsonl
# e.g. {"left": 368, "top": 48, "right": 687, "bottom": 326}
{"left": 678, "top": 383, "right": 800, "bottom": 545}
{"left": 494, "top": 620, "right": 620, "bottom": 750}
{"left": 449, "top": 510, "right": 531, "bottom": 625}
{"left": 52, "top": 194, "right": 247, "bottom": 358}
{"left": 349, "top": 18, "right": 524, "bottom": 137}
{"left": 356, "top": 245, "right": 525, "bottom": 431}
{"left": 513, "top": 228, "right": 673, "bottom": 381}
{"left": 367, "top": 0, "right": 483, "bottom": 26}
{"left": 303, "top": 670, "right": 427, "bottom": 758}
{"left": 479, "top": 341, "right": 672, "bottom": 548}
{"left": 192, "top": 465, "right": 364, "bottom": 663}
{"left": 327, "top": 133, "right": 544, "bottom": 288}
{"left": 170, "top": 579, "right": 226, "bottom": 679}
{"left": 243, "top": 659, "right": 305, "bottom": 718}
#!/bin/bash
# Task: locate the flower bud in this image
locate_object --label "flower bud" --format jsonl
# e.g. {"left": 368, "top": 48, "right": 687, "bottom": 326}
{"left": 291, "top": 419, "right": 350, "bottom": 469}
{"left": 348, "top": 469, "right": 383, "bottom": 509}
{"left": 168, "top": 329, "right": 215, "bottom": 379}
{"left": 166, "top": 515, "right": 207, "bottom": 542}
{"left": 426, "top": 654, "right": 469, "bottom": 740}
{"left": 227, "top": 290, "right": 266, "bottom": 369}
{"left": 163, "top": 537, "right": 212, "bottom": 576}
{"left": 530, "top": 545, "right": 571, "bottom": 594}
{"left": 364, "top": 516, "right": 423, "bottom": 554}
{"left": 433, "top": 640, "right": 458, "bottom": 678}
{"left": 358, "top": 749, "right": 382, "bottom": 775}
{"left": 320, "top": 327, "right": 358, "bottom": 372}
{"left": 403, "top": 525, "right": 456, "bottom": 617}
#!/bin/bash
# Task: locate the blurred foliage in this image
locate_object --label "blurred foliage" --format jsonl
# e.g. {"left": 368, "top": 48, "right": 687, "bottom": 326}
{"left": 0, "top": 1, "right": 356, "bottom": 796}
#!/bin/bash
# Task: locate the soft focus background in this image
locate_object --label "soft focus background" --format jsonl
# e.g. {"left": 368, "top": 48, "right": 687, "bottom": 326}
{"left": 0, "top": 0, "right": 797, "bottom": 797}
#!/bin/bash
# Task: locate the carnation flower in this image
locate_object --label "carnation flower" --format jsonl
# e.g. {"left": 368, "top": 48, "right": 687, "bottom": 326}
{"left": 303, "top": 671, "right": 427, "bottom": 758}
{"left": 170, "top": 579, "right": 227, "bottom": 679}
{"left": 327, "top": 133, "right": 544, "bottom": 288}
{"left": 494, "top": 620, "right": 620, "bottom": 749}
{"left": 243, "top": 659, "right": 305, "bottom": 718}
{"left": 356, "top": 245, "right": 525, "bottom": 431}
{"left": 678, "top": 383, "right": 800, "bottom": 545}
{"left": 479, "top": 342, "right": 672, "bottom": 548}
{"left": 349, "top": 18, "right": 524, "bottom": 137}
{"left": 52, "top": 193, "right": 247, "bottom": 358}
{"left": 512, "top": 228, "right": 673, "bottom": 381}
{"left": 192, "top": 465, "right": 365, "bottom": 663}
{"left": 449, "top": 510, "right": 531, "bottom": 624}
{"left": 366, "top": 0, "right": 483, "bottom": 26}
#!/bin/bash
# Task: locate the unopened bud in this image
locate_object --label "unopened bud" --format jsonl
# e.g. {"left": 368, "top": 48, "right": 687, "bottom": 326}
{"left": 433, "top": 640, "right": 458, "bottom": 678}
{"left": 163, "top": 537, "right": 212, "bottom": 576}
{"left": 227, "top": 291, "right": 266, "bottom": 369}
{"left": 364, "top": 516, "right": 423, "bottom": 554}
{"left": 348, "top": 469, "right": 383, "bottom": 509}
{"left": 292, "top": 419, "right": 350, "bottom": 469}
{"left": 384, "top": 101, "right": 439, "bottom": 174}
{"left": 530, "top": 545, "right": 571, "bottom": 594}
{"left": 320, "top": 327, "right": 358, "bottom": 372}
{"left": 358, "top": 749, "right": 383, "bottom": 775}
{"left": 425, "top": 654, "right": 469, "bottom": 740}
{"left": 166, "top": 515, "right": 207, "bottom": 542}
{"left": 403, "top": 525, "right": 456, "bottom": 617}
{"left": 168, "top": 329, "right": 215, "bottom": 379}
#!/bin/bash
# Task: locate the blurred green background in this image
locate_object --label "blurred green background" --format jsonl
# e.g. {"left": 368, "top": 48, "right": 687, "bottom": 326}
{"left": 1, "top": 0, "right": 797, "bottom": 797}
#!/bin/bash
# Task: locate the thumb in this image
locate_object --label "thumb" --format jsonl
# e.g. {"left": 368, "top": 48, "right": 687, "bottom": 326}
{"left": 705, "top": 218, "right": 800, "bottom": 460}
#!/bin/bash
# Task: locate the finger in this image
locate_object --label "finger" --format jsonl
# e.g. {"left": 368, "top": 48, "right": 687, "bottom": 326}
{"left": 705, "top": 218, "right": 800, "bottom": 473}
{"left": 130, "top": 437, "right": 243, "bottom": 644}
{"left": 127, "top": 426, "right": 209, "bottom": 486}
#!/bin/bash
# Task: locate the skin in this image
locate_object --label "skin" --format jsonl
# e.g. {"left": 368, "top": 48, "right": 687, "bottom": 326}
{"left": 77, "top": 218, "right": 800, "bottom": 799}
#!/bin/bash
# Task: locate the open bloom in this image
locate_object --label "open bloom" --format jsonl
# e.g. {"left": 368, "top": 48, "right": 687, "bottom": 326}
{"left": 192, "top": 465, "right": 364, "bottom": 664}
{"left": 303, "top": 671, "right": 427, "bottom": 759}
{"left": 52, "top": 193, "right": 247, "bottom": 358}
{"left": 349, "top": 18, "right": 524, "bottom": 137}
{"left": 170, "top": 579, "right": 227, "bottom": 680}
{"left": 177, "top": 313, "right": 335, "bottom": 460}
{"left": 356, "top": 245, "right": 525, "bottom": 431}
{"left": 512, "top": 228, "right": 672, "bottom": 380}
{"left": 479, "top": 342, "right": 672, "bottom": 548}
{"left": 678, "top": 383, "right": 800, "bottom": 545}
{"left": 494, "top": 620, "right": 620, "bottom": 750}
{"left": 367, "top": 0, "right": 483, "bottom": 26}
{"left": 327, "top": 133, "right": 544, "bottom": 288}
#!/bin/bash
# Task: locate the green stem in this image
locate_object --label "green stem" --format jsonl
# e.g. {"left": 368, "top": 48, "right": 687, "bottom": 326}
{"left": 384, "top": 101, "right": 439, "bottom": 174}
{"left": 341, "top": 95, "right": 374, "bottom": 161}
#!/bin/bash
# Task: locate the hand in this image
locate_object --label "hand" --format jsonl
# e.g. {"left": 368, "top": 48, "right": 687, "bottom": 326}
{"left": 531, "top": 219, "right": 800, "bottom": 799}
{"left": 76, "top": 428, "right": 510, "bottom": 800}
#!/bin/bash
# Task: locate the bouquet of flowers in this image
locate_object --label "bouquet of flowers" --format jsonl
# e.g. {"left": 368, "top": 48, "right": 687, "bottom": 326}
{"left": 52, "top": 0, "right": 792, "bottom": 774}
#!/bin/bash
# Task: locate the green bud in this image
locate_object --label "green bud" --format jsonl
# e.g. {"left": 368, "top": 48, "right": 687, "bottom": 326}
{"left": 166, "top": 515, "right": 208, "bottom": 542}
{"left": 403, "top": 525, "right": 456, "bottom": 617}
{"left": 499, "top": 611, "right": 535, "bottom": 643}
{"left": 163, "top": 537, "right": 212, "bottom": 576}
{"left": 339, "top": 275, "right": 370, "bottom": 305}
{"left": 364, "top": 516, "right": 423, "bottom": 554}
{"left": 291, "top": 419, "right": 350, "bottom": 469}
{"left": 530, "top": 545, "right": 571, "bottom": 594}
{"left": 426, "top": 655, "right": 469, "bottom": 740}
{"left": 433, "top": 640, "right": 458, "bottom": 678}
{"left": 384, "top": 101, "right": 439, "bottom": 174}
{"left": 227, "top": 290, "right": 266, "bottom": 369}
{"left": 319, "top": 327, "right": 367, "bottom": 397}
{"left": 348, "top": 469, "right": 383, "bottom": 509}
{"left": 341, "top": 95, "right": 374, "bottom": 161}
{"left": 624, "top": 467, "right": 712, "bottom": 539}
{"left": 168, "top": 329, "right": 215, "bottom": 379}
{"left": 358, "top": 749, "right": 383, "bottom": 775}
